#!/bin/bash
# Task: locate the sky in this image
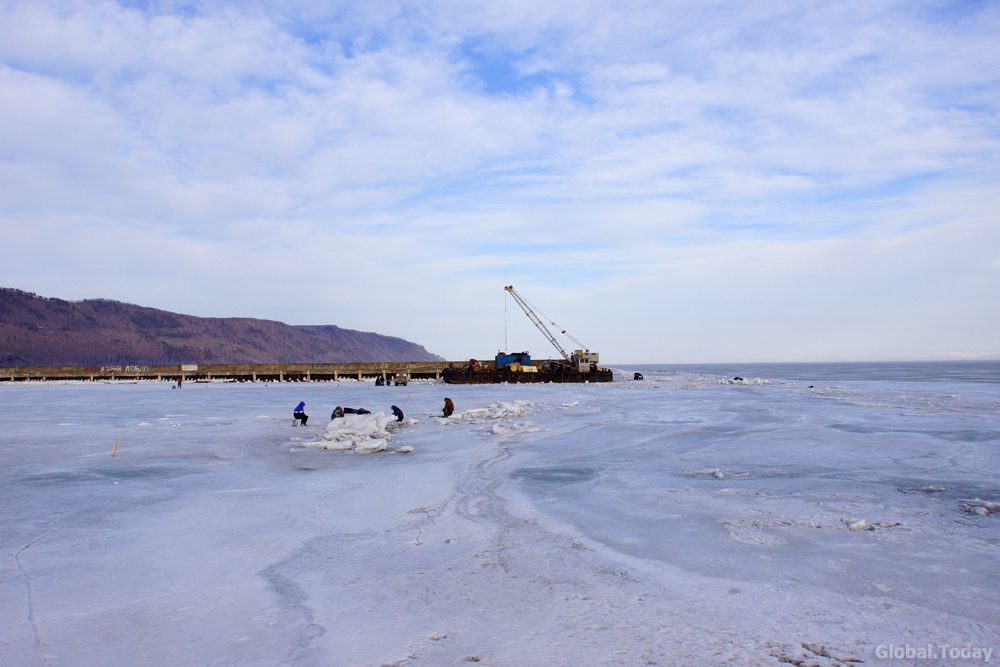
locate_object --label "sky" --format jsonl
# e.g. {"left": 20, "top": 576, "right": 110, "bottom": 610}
{"left": 1, "top": 0, "right": 998, "bottom": 364}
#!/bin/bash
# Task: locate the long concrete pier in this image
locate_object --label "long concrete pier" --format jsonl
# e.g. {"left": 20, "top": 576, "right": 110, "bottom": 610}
{"left": 0, "top": 361, "right": 458, "bottom": 383}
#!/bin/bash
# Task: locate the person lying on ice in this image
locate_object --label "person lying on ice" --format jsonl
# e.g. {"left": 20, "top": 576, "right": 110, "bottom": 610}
{"left": 331, "top": 406, "right": 370, "bottom": 419}
{"left": 293, "top": 402, "right": 308, "bottom": 425}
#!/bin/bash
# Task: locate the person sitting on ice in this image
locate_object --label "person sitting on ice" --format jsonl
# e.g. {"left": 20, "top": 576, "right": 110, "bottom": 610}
{"left": 391, "top": 405, "right": 404, "bottom": 422}
{"left": 375, "top": 376, "right": 384, "bottom": 386}
{"left": 331, "top": 406, "right": 344, "bottom": 420}
{"left": 293, "top": 402, "right": 308, "bottom": 426}
{"left": 441, "top": 397, "right": 455, "bottom": 418}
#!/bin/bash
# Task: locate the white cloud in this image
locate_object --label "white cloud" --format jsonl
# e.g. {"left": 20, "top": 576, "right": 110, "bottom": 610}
{"left": 1, "top": 0, "right": 998, "bottom": 361}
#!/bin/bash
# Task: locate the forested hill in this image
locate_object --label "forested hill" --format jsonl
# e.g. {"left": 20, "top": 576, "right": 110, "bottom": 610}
{"left": 0, "top": 288, "right": 444, "bottom": 367}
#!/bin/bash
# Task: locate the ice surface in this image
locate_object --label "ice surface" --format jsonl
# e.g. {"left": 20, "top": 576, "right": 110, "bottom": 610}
{"left": 2, "top": 364, "right": 999, "bottom": 666}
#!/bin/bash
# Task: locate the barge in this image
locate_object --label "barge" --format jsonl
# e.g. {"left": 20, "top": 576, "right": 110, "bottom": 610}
{"left": 442, "top": 351, "right": 614, "bottom": 384}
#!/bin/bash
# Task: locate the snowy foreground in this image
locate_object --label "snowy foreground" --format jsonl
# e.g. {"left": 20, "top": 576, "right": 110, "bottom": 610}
{"left": 1, "top": 368, "right": 998, "bottom": 667}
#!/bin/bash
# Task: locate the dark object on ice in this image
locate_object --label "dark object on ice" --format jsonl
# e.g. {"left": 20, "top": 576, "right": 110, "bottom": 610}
{"left": 392, "top": 405, "right": 404, "bottom": 421}
{"left": 343, "top": 407, "right": 371, "bottom": 415}
{"left": 293, "top": 401, "right": 308, "bottom": 425}
{"left": 808, "top": 385, "right": 814, "bottom": 388}
{"left": 442, "top": 398, "right": 455, "bottom": 417}
{"left": 331, "top": 406, "right": 344, "bottom": 419}
{"left": 375, "top": 375, "right": 385, "bottom": 386}
{"left": 733, "top": 376, "right": 743, "bottom": 381}
{"left": 634, "top": 372, "right": 643, "bottom": 381}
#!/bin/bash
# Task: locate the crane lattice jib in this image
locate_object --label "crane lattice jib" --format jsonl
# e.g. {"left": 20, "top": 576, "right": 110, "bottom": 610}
{"left": 504, "top": 286, "right": 572, "bottom": 362}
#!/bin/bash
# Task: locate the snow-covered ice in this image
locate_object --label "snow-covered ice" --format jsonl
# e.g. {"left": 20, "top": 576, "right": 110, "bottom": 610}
{"left": 1, "top": 362, "right": 998, "bottom": 666}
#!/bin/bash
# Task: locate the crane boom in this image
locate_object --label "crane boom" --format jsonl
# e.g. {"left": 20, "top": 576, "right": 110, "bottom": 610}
{"left": 504, "top": 285, "right": 572, "bottom": 362}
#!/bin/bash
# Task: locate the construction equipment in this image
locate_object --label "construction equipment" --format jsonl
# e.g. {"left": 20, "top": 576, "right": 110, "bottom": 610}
{"left": 441, "top": 286, "right": 612, "bottom": 384}
{"left": 504, "top": 286, "right": 601, "bottom": 372}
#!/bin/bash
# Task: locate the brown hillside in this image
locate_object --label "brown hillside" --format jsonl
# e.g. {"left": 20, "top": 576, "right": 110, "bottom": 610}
{"left": 0, "top": 288, "right": 444, "bottom": 367}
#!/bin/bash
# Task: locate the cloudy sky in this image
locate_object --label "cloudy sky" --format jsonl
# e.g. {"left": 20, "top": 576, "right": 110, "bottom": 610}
{"left": 1, "top": 0, "right": 998, "bottom": 363}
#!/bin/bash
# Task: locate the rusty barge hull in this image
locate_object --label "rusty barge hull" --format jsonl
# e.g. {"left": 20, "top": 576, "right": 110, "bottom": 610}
{"left": 442, "top": 369, "right": 614, "bottom": 384}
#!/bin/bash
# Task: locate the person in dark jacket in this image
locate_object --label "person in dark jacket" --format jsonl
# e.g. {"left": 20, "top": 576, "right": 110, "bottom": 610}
{"left": 391, "top": 405, "right": 404, "bottom": 422}
{"left": 331, "top": 406, "right": 344, "bottom": 420}
{"left": 293, "top": 402, "right": 308, "bottom": 425}
{"left": 441, "top": 397, "right": 455, "bottom": 418}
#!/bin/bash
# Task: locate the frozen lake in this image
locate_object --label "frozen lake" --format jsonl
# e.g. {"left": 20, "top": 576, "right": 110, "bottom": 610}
{"left": 2, "top": 363, "right": 998, "bottom": 666}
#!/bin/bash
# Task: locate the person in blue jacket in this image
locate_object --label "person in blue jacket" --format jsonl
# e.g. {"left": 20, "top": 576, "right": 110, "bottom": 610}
{"left": 293, "top": 401, "right": 308, "bottom": 425}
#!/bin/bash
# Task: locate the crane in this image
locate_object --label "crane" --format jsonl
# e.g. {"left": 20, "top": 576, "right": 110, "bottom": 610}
{"left": 440, "top": 287, "right": 609, "bottom": 383}
{"left": 504, "top": 285, "right": 596, "bottom": 366}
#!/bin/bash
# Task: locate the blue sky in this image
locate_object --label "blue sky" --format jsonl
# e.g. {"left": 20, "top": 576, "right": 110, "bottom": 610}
{"left": 1, "top": 0, "right": 998, "bottom": 363}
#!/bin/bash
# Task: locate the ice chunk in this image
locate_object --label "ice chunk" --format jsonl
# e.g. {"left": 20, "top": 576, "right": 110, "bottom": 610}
{"left": 720, "top": 377, "right": 770, "bottom": 385}
{"left": 303, "top": 440, "right": 351, "bottom": 451}
{"left": 355, "top": 439, "right": 387, "bottom": 454}
{"left": 323, "top": 412, "right": 393, "bottom": 445}
{"left": 960, "top": 498, "right": 1000, "bottom": 515}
